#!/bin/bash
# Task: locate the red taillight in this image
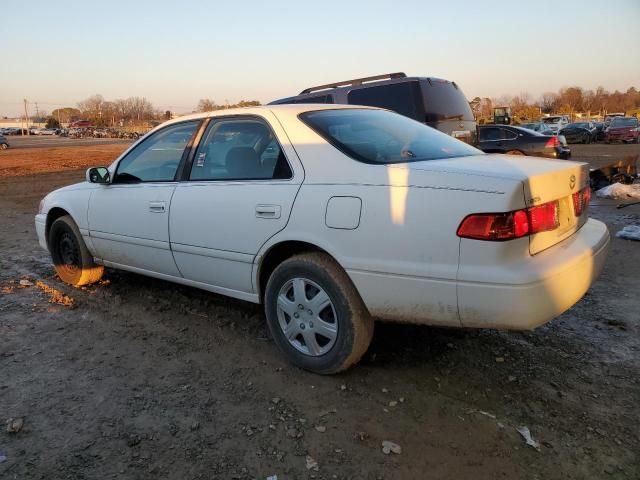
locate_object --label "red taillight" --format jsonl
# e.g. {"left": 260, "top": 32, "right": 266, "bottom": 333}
{"left": 457, "top": 200, "right": 559, "bottom": 241}
{"left": 456, "top": 211, "right": 529, "bottom": 241}
{"left": 545, "top": 136, "right": 560, "bottom": 148}
{"left": 528, "top": 201, "right": 559, "bottom": 233}
{"left": 572, "top": 186, "right": 591, "bottom": 216}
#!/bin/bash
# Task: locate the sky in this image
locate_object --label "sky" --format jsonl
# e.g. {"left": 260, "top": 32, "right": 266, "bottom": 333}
{"left": 1, "top": 0, "right": 638, "bottom": 117}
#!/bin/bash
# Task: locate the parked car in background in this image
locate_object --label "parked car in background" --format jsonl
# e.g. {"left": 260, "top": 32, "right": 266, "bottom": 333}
{"left": 519, "top": 122, "right": 555, "bottom": 135}
{"left": 6, "top": 128, "right": 29, "bottom": 135}
{"left": 0, "top": 135, "right": 9, "bottom": 149}
{"left": 540, "top": 115, "right": 570, "bottom": 134}
{"left": 478, "top": 125, "right": 571, "bottom": 159}
{"left": 559, "top": 122, "right": 597, "bottom": 144}
{"left": 35, "top": 105, "right": 609, "bottom": 373}
{"left": 38, "top": 128, "right": 58, "bottom": 136}
{"left": 604, "top": 113, "right": 625, "bottom": 127}
{"left": 605, "top": 117, "right": 639, "bottom": 143}
{"left": 270, "top": 72, "right": 478, "bottom": 145}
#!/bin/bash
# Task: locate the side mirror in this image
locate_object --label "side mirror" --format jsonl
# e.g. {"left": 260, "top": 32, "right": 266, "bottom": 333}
{"left": 86, "top": 167, "right": 111, "bottom": 184}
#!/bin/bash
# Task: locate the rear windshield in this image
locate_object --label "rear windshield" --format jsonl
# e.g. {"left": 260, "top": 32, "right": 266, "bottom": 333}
{"left": 300, "top": 109, "right": 482, "bottom": 164}
{"left": 541, "top": 117, "right": 562, "bottom": 124}
{"left": 422, "top": 80, "right": 475, "bottom": 122}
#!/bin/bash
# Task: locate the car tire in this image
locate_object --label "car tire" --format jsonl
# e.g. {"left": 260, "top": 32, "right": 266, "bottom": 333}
{"left": 264, "top": 252, "right": 374, "bottom": 374}
{"left": 48, "top": 215, "right": 104, "bottom": 286}
{"left": 0, "top": 143, "right": 7, "bottom": 150}
{"left": 505, "top": 150, "right": 524, "bottom": 155}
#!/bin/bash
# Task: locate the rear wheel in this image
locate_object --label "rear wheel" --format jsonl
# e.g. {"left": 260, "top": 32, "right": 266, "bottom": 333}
{"left": 582, "top": 133, "right": 590, "bottom": 144}
{"left": 505, "top": 150, "right": 524, "bottom": 155}
{"left": 0, "top": 143, "right": 7, "bottom": 150}
{"left": 49, "top": 215, "right": 103, "bottom": 286}
{"left": 264, "top": 252, "right": 374, "bottom": 374}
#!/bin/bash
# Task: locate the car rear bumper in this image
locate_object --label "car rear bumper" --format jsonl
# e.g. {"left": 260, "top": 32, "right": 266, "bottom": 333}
{"left": 540, "top": 147, "right": 571, "bottom": 160}
{"left": 35, "top": 214, "right": 48, "bottom": 251}
{"left": 457, "top": 218, "right": 610, "bottom": 330}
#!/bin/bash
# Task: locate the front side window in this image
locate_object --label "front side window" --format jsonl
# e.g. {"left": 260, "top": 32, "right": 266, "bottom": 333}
{"left": 189, "top": 119, "right": 292, "bottom": 181}
{"left": 301, "top": 108, "right": 482, "bottom": 164}
{"left": 115, "top": 121, "right": 198, "bottom": 182}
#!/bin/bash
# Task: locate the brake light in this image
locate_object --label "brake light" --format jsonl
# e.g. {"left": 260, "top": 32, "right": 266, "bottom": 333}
{"left": 545, "top": 136, "right": 560, "bottom": 148}
{"left": 572, "top": 186, "right": 591, "bottom": 216}
{"left": 528, "top": 201, "right": 559, "bottom": 233}
{"left": 457, "top": 201, "right": 559, "bottom": 241}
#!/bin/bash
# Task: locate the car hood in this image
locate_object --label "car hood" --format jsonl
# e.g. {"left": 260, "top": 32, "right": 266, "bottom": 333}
{"left": 50, "top": 181, "right": 96, "bottom": 194}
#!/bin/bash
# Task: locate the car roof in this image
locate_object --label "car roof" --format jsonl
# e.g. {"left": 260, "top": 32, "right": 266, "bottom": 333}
{"left": 162, "top": 103, "right": 378, "bottom": 126}
{"left": 269, "top": 75, "right": 456, "bottom": 104}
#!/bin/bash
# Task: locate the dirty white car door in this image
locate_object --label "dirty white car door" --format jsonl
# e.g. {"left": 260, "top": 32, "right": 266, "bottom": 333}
{"left": 88, "top": 121, "right": 199, "bottom": 275}
{"left": 169, "top": 116, "right": 301, "bottom": 296}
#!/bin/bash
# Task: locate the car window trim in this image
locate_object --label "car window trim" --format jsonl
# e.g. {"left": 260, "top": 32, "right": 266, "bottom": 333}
{"left": 113, "top": 119, "right": 202, "bottom": 184}
{"left": 183, "top": 114, "right": 294, "bottom": 183}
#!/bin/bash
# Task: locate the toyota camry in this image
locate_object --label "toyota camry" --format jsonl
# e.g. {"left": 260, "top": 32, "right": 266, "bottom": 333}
{"left": 35, "top": 105, "right": 610, "bottom": 373}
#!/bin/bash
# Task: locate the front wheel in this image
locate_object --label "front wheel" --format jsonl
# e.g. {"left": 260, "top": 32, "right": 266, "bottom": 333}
{"left": 264, "top": 253, "right": 374, "bottom": 374}
{"left": 0, "top": 143, "right": 8, "bottom": 150}
{"left": 48, "top": 215, "right": 104, "bottom": 286}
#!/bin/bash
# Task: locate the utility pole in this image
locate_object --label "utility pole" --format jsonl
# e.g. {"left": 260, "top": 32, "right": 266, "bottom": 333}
{"left": 35, "top": 102, "right": 40, "bottom": 122}
{"left": 23, "top": 99, "right": 31, "bottom": 136}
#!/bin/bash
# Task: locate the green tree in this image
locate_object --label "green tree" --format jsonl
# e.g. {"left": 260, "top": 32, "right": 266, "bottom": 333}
{"left": 45, "top": 117, "right": 61, "bottom": 129}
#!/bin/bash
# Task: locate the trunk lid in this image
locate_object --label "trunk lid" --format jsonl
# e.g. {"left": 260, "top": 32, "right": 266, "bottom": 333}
{"left": 395, "top": 154, "right": 591, "bottom": 254}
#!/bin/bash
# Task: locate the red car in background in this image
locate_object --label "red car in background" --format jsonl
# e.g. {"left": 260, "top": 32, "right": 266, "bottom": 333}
{"left": 605, "top": 117, "right": 639, "bottom": 143}
{"left": 68, "top": 120, "right": 94, "bottom": 128}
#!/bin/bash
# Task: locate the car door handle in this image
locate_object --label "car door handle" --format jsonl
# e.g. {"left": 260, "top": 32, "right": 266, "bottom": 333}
{"left": 255, "top": 204, "right": 281, "bottom": 219}
{"left": 149, "top": 201, "right": 166, "bottom": 213}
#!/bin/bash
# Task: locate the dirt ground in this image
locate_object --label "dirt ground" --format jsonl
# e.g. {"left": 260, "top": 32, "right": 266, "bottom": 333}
{"left": 1, "top": 143, "right": 639, "bottom": 479}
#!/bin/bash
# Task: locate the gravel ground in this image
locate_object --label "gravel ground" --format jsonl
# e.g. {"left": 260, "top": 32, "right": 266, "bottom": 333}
{"left": 0, "top": 143, "right": 639, "bottom": 479}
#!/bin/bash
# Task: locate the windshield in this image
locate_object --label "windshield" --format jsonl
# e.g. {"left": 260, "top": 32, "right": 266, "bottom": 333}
{"left": 611, "top": 118, "right": 637, "bottom": 127}
{"left": 300, "top": 109, "right": 482, "bottom": 164}
{"left": 541, "top": 117, "right": 562, "bottom": 124}
{"left": 571, "top": 123, "right": 589, "bottom": 128}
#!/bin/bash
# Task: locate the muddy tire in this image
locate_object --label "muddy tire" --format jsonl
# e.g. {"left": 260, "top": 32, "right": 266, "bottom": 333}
{"left": 264, "top": 252, "right": 374, "bottom": 374}
{"left": 48, "top": 215, "right": 103, "bottom": 286}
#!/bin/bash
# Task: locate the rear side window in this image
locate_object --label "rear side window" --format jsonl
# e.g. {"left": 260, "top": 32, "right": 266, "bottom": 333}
{"left": 348, "top": 82, "right": 425, "bottom": 121}
{"left": 480, "top": 127, "right": 501, "bottom": 141}
{"left": 421, "top": 80, "right": 475, "bottom": 122}
{"left": 300, "top": 109, "right": 482, "bottom": 164}
{"left": 189, "top": 119, "right": 292, "bottom": 181}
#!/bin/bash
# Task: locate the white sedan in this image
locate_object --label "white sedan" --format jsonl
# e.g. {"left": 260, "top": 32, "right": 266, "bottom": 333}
{"left": 35, "top": 105, "right": 610, "bottom": 373}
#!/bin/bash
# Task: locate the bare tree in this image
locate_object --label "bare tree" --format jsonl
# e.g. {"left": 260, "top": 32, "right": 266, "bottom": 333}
{"left": 197, "top": 98, "right": 217, "bottom": 112}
